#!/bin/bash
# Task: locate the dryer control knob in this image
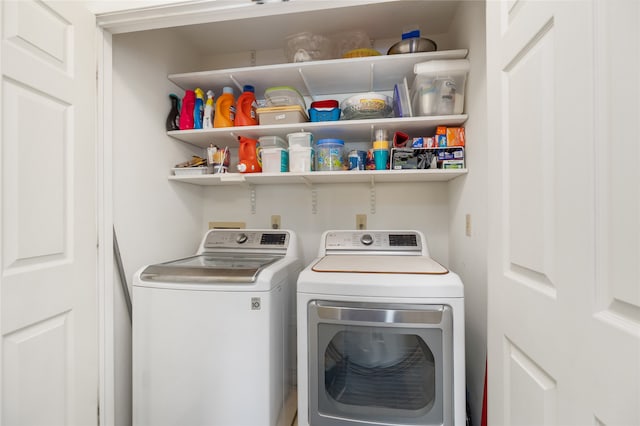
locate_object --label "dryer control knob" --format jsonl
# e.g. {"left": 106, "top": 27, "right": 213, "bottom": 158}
{"left": 360, "top": 234, "right": 374, "bottom": 245}
{"left": 236, "top": 233, "right": 248, "bottom": 244}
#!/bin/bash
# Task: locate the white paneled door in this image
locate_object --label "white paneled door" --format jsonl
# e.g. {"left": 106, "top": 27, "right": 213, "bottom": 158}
{"left": 1, "top": 1, "right": 98, "bottom": 425}
{"left": 487, "top": 0, "right": 639, "bottom": 425}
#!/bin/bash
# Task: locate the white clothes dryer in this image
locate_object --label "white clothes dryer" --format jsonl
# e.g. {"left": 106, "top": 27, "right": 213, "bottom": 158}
{"left": 297, "top": 230, "right": 465, "bottom": 426}
{"left": 132, "top": 229, "right": 302, "bottom": 426}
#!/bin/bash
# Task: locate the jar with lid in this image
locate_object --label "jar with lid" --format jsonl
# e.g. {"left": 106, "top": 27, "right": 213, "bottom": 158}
{"left": 316, "top": 139, "right": 345, "bottom": 171}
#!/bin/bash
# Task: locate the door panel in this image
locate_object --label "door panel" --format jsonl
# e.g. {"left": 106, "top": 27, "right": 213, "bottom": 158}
{"left": 1, "top": 1, "right": 98, "bottom": 425}
{"left": 488, "top": 0, "right": 640, "bottom": 424}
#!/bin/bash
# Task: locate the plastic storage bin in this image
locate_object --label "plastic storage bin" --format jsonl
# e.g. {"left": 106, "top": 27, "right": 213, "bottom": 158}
{"left": 289, "top": 146, "right": 315, "bottom": 172}
{"left": 309, "top": 100, "right": 340, "bottom": 122}
{"left": 258, "top": 136, "right": 288, "bottom": 149}
{"left": 257, "top": 105, "right": 309, "bottom": 125}
{"left": 316, "top": 138, "right": 345, "bottom": 171}
{"left": 411, "top": 59, "right": 469, "bottom": 116}
{"left": 341, "top": 93, "right": 393, "bottom": 120}
{"left": 264, "top": 86, "right": 306, "bottom": 110}
{"left": 262, "top": 147, "right": 289, "bottom": 173}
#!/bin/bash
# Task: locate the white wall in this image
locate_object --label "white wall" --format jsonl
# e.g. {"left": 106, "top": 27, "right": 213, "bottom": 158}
{"left": 201, "top": 182, "right": 451, "bottom": 266}
{"left": 111, "top": 28, "right": 205, "bottom": 426}
{"left": 447, "top": 2, "right": 488, "bottom": 426}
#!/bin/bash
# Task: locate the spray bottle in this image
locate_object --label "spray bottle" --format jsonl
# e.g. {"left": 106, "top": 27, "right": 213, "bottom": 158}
{"left": 193, "top": 88, "right": 205, "bottom": 129}
{"left": 214, "top": 86, "right": 236, "bottom": 128}
{"left": 203, "top": 90, "right": 215, "bottom": 129}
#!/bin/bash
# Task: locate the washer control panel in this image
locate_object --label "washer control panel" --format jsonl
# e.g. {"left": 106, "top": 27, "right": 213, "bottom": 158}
{"left": 204, "top": 230, "right": 289, "bottom": 249}
{"left": 324, "top": 231, "right": 424, "bottom": 253}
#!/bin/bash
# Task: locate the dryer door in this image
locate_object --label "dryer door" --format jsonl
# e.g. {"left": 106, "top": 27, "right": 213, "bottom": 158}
{"left": 308, "top": 301, "right": 453, "bottom": 426}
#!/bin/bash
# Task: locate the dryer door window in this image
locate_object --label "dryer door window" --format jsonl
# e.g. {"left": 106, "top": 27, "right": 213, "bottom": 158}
{"left": 308, "top": 301, "right": 453, "bottom": 426}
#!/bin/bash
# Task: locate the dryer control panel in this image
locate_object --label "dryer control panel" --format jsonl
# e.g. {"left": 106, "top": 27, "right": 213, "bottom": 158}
{"left": 322, "top": 230, "right": 426, "bottom": 255}
{"left": 203, "top": 230, "right": 289, "bottom": 250}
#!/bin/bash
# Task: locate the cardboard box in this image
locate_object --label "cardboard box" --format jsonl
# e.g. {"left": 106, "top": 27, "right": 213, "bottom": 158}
{"left": 391, "top": 147, "right": 465, "bottom": 170}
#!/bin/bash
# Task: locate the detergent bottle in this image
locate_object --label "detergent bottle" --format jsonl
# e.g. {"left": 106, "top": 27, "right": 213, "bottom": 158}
{"left": 234, "top": 85, "right": 258, "bottom": 126}
{"left": 237, "top": 136, "right": 262, "bottom": 173}
{"left": 193, "top": 88, "right": 205, "bottom": 129}
{"left": 214, "top": 86, "right": 236, "bottom": 128}
{"left": 179, "top": 90, "right": 195, "bottom": 130}
{"left": 202, "top": 90, "right": 215, "bottom": 129}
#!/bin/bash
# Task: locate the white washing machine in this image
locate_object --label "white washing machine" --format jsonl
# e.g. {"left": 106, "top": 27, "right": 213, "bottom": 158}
{"left": 132, "top": 229, "right": 302, "bottom": 426}
{"left": 297, "top": 230, "right": 465, "bottom": 426}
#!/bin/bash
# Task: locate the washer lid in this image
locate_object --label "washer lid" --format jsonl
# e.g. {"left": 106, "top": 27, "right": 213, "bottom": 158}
{"left": 311, "top": 255, "right": 448, "bottom": 274}
{"left": 140, "top": 253, "right": 283, "bottom": 284}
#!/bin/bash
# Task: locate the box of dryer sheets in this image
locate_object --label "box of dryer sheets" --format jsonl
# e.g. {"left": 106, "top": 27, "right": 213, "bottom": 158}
{"left": 391, "top": 147, "right": 465, "bottom": 170}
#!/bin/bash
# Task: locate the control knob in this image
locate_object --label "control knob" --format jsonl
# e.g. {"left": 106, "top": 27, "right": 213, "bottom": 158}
{"left": 360, "top": 234, "right": 374, "bottom": 246}
{"left": 236, "top": 233, "right": 248, "bottom": 244}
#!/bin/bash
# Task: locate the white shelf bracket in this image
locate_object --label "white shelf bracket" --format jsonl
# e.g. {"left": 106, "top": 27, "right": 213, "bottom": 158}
{"left": 297, "top": 68, "right": 315, "bottom": 102}
{"left": 229, "top": 74, "right": 243, "bottom": 93}
{"left": 368, "top": 63, "right": 375, "bottom": 91}
{"left": 249, "top": 184, "right": 257, "bottom": 214}
{"left": 369, "top": 176, "right": 376, "bottom": 214}
{"left": 311, "top": 186, "right": 318, "bottom": 215}
{"left": 301, "top": 176, "right": 318, "bottom": 214}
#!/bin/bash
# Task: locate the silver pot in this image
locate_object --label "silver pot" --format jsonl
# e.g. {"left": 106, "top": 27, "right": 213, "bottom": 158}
{"left": 387, "top": 37, "right": 437, "bottom": 55}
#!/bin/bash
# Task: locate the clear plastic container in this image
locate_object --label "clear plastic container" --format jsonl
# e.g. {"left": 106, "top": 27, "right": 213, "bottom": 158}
{"left": 285, "top": 32, "right": 333, "bottom": 63}
{"left": 258, "top": 136, "right": 287, "bottom": 149}
{"left": 262, "top": 147, "right": 289, "bottom": 173}
{"left": 316, "top": 139, "right": 345, "bottom": 171}
{"left": 411, "top": 59, "right": 469, "bottom": 116}
{"left": 264, "top": 86, "right": 306, "bottom": 110}
{"left": 341, "top": 93, "right": 393, "bottom": 120}
{"left": 287, "top": 132, "right": 314, "bottom": 148}
{"left": 289, "top": 146, "right": 315, "bottom": 172}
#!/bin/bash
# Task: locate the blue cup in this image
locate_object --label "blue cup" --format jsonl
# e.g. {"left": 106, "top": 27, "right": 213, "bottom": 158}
{"left": 374, "top": 149, "right": 389, "bottom": 170}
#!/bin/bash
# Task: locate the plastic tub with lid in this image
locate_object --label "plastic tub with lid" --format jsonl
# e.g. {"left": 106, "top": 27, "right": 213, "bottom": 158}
{"left": 316, "top": 138, "right": 345, "bottom": 171}
{"left": 258, "top": 136, "right": 288, "bottom": 149}
{"left": 289, "top": 146, "right": 315, "bottom": 172}
{"left": 341, "top": 92, "right": 393, "bottom": 120}
{"left": 287, "top": 132, "right": 314, "bottom": 148}
{"left": 264, "top": 86, "right": 306, "bottom": 110}
{"left": 262, "top": 147, "right": 289, "bottom": 173}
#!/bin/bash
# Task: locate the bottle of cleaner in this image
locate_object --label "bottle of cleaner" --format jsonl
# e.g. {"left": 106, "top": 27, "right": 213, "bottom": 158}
{"left": 214, "top": 86, "right": 236, "bottom": 128}
{"left": 237, "top": 136, "right": 262, "bottom": 173}
{"left": 234, "top": 85, "right": 258, "bottom": 126}
{"left": 165, "top": 93, "right": 180, "bottom": 131}
{"left": 203, "top": 90, "right": 215, "bottom": 129}
{"left": 193, "top": 88, "right": 205, "bottom": 129}
{"left": 179, "top": 90, "right": 195, "bottom": 130}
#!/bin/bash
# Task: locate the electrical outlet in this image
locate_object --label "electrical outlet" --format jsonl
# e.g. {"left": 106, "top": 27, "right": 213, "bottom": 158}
{"left": 465, "top": 214, "right": 471, "bottom": 237}
{"left": 271, "top": 215, "right": 281, "bottom": 229}
{"left": 356, "top": 214, "right": 367, "bottom": 230}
